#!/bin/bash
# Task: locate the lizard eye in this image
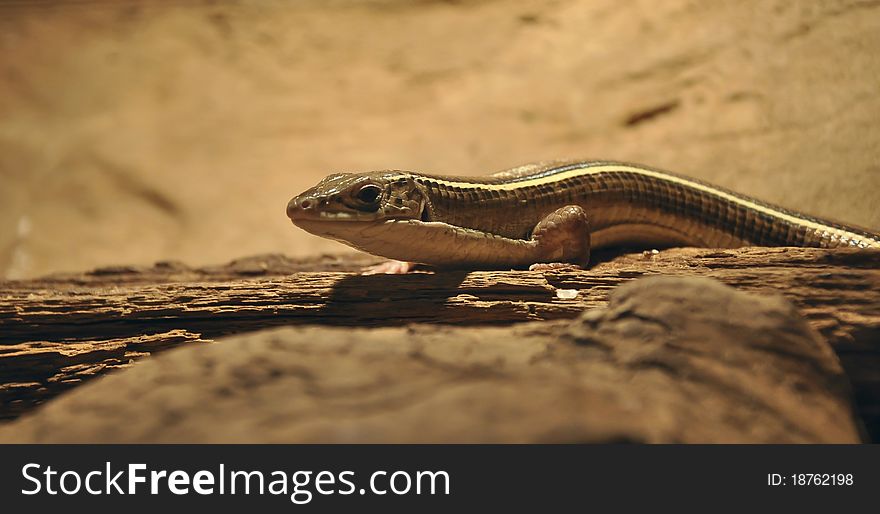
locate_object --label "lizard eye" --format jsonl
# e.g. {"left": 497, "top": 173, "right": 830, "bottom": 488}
{"left": 355, "top": 184, "right": 382, "bottom": 204}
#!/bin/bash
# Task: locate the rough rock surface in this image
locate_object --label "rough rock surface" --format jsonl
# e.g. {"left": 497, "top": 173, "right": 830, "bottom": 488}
{"left": 0, "top": 276, "right": 861, "bottom": 443}
{"left": 4, "top": 246, "right": 879, "bottom": 436}
{"left": 2, "top": 0, "right": 879, "bottom": 278}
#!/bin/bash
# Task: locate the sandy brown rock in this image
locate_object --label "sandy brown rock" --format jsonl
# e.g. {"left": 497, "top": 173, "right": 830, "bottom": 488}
{"left": 1, "top": 1, "right": 879, "bottom": 279}
{"left": 0, "top": 276, "right": 861, "bottom": 443}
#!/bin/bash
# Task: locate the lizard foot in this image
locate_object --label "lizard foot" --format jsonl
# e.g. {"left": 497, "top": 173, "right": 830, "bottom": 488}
{"left": 362, "top": 260, "right": 417, "bottom": 275}
{"left": 528, "top": 262, "right": 584, "bottom": 272}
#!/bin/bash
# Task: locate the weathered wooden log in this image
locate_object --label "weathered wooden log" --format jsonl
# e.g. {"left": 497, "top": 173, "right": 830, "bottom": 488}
{"left": 0, "top": 276, "right": 862, "bottom": 443}
{"left": 1, "top": 247, "right": 878, "bottom": 439}
{"left": 0, "top": 330, "right": 206, "bottom": 420}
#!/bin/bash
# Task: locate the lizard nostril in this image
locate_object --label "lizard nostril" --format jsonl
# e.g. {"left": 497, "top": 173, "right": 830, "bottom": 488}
{"left": 287, "top": 197, "right": 311, "bottom": 220}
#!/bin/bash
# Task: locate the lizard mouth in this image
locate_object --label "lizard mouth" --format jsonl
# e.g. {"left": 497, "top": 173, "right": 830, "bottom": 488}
{"left": 291, "top": 211, "right": 371, "bottom": 221}
{"left": 291, "top": 218, "right": 433, "bottom": 250}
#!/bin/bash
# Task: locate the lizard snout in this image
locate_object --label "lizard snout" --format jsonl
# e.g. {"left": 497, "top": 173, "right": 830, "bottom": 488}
{"left": 286, "top": 196, "right": 315, "bottom": 221}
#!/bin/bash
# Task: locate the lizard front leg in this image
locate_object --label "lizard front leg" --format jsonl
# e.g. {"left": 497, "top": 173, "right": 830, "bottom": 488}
{"left": 354, "top": 206, "right": 591, "bottom": 273}
{"left": 527, "top": 205, "right": 591, "bottom": 270}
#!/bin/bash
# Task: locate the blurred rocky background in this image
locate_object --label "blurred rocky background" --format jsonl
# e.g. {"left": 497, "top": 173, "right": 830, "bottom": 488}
{"left": 2, "top": 0, "right": 879, "bottom": 279}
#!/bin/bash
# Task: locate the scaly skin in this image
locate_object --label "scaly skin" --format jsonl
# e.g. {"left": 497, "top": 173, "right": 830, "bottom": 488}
{"left": 286, "top": 160, "right": 880, "bottom": 270}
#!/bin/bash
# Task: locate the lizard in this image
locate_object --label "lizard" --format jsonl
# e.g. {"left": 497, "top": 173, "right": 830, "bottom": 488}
{"left": 285, "top": 160, "right": 880, "bottom": 273}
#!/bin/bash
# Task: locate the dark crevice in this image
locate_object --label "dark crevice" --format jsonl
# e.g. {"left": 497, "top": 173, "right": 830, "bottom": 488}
{"left": 623, "top": 100, "right": 680, "bottom": 127}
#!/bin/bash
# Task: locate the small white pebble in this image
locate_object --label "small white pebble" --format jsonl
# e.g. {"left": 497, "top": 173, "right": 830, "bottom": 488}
{"left": 555, "top": 289, "right": 579, "bottom": 300}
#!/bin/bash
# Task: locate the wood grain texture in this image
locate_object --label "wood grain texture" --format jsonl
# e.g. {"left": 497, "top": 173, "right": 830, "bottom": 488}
{"left": 1, "top": 247, "right": 878, "bottom": 439}
{"left": 0, "top": 275, "right": 862, "bottom": 443}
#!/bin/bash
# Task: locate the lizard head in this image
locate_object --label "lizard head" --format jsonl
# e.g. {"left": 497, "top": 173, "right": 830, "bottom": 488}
{"left": 286, "top": 171, "right": 433, "bottom": 242}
